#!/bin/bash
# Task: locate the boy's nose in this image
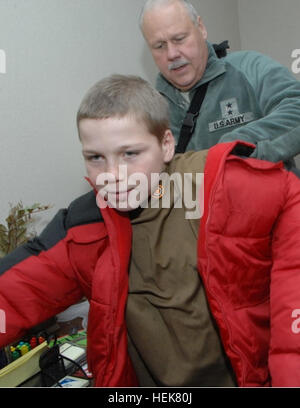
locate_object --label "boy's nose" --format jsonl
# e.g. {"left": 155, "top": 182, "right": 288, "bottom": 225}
{"left": 106, "top": 162, "right": 127, "bottom": 182}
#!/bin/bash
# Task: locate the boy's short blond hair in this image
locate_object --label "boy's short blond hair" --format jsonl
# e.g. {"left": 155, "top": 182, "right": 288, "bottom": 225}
{"left": 77, "top": 74, "right": 170, "bottom": 142}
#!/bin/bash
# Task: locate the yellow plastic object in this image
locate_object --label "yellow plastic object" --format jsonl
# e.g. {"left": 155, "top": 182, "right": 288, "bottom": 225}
{"left": 0, "top": 341, "right": 48, "bottom": 387}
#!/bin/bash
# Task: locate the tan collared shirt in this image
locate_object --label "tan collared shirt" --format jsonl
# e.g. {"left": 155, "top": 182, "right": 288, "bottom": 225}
{"left": 126, "top": 151, "right": 236, "bottom": 387}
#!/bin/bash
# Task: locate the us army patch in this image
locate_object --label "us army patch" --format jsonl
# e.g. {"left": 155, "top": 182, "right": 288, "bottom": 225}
{"left": 209, "top": 98, "right": 254, "bottom": 132}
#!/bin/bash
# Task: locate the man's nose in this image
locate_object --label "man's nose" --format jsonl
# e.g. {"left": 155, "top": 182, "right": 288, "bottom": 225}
{"left": 167, "top": 43, "right": 180, "bottom": 60}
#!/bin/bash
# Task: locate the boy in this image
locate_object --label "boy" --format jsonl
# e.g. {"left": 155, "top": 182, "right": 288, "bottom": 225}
{"left": 1, "top": 75, "right": 300, "bottom": 387}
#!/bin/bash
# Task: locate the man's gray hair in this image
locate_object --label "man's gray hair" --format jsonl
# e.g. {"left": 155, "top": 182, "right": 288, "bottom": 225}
{"left": 139, "top": 0, "right": 199, "bottom": 30}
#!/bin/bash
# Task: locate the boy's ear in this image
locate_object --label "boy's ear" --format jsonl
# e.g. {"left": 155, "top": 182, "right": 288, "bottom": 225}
{"left": 162, "top": 129, "right": 175, "bottom": 163}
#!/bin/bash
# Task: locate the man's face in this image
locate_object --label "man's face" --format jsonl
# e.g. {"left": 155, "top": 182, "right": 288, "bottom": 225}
{"left": 79, "top": 116, "right": 174, "bottom": 212}
{"left": 142, "top": 1, "right": 208, "bottom": 91}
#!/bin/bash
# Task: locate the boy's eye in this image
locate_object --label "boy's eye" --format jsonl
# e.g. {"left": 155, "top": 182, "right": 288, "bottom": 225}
{"left": 124, "top": 151, "right": 139, "bottom": 158}
{"left": 86, "top": 154, "right": 104, "bottom": 162}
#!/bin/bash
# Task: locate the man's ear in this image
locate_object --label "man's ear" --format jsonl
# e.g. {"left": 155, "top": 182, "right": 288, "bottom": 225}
{"left": 161, "top": 129, "right": 175, "bottom": 163}
{"left": 197, "top": 16, "right": 208, "bottom": 40}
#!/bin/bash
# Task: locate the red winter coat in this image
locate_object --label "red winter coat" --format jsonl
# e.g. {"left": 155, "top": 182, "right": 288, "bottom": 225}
{"left": 1, "top": 141, "right": 300, "bottom": 387}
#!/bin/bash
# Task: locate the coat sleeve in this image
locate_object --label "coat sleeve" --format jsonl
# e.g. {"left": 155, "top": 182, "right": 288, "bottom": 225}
{"left": 0, "top": 209, "right": 83, "bottom": 347}
{"left": 219, "top": 52, "right": 300, "bottom": 164}
{"left": 269, "top": 170, "right": 300, "bottom": 386}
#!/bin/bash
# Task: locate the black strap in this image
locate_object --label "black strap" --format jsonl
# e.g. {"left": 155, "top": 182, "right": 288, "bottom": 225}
{"left": 175, "top": 41, "right": 229, "bottom": 154}
{"left": 175, "top": 81, "right": 209, "bottom": 153}
{"left": 213, "top": 40, "right": 230, "bottom": 58}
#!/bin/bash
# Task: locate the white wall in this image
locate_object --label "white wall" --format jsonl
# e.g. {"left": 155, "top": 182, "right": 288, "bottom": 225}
{"left": 190, "top": 0, "right": 241, "bottom": 51}
{"left": 238, "top": 0, "right": 300, "bottom": 80}
{"left": 238, "top": 0, "right": 300, "bottom": 166}
{"left": 0, "top": 0, "right": 153, "bottom": 230}
{"left": 0, "top": 0, "right": 241, "bottom": 231}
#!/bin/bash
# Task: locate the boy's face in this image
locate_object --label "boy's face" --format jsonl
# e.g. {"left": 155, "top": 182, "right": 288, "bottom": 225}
{"left": 79, "top": 116, "right": 175, "bottom": 212}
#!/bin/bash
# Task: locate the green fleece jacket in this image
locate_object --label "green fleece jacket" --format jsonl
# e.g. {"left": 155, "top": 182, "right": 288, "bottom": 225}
{"left": 156, "top": 42, "right": 300, "bottom": 164}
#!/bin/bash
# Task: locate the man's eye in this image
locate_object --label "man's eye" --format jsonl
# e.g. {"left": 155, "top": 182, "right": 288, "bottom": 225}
{"left": 174, "top": 36, "right": 185, "bottom": 43}
{"left": 153, "top": 43, "right": 164, "bottom": 50}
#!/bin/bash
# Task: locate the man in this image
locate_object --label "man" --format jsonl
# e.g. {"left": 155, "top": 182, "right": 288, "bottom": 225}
{"left": 140, "top": 0, "right": 300, "bottom": 165}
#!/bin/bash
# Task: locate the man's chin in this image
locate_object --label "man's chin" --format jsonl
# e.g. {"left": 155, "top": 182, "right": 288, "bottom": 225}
{"left": 167, "top": 73, "right": 197, "bottom": 92}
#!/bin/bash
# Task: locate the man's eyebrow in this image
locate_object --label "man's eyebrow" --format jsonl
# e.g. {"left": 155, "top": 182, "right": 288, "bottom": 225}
{"left": 172, "top": 32, "right": 187, "bottom": 39}
{"left": 150, "top": 32, "right": 187, "bottom": 47}
{"left": 152, "top": 38, "right": 164, "bottom": 44}
{"left": 149, "top": 37, "right": 165, "bottom": 47}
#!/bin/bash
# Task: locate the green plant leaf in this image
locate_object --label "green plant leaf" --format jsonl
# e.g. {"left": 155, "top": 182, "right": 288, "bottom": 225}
{"left": 0, "top": 202, "right": 51, "bottom": 255}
